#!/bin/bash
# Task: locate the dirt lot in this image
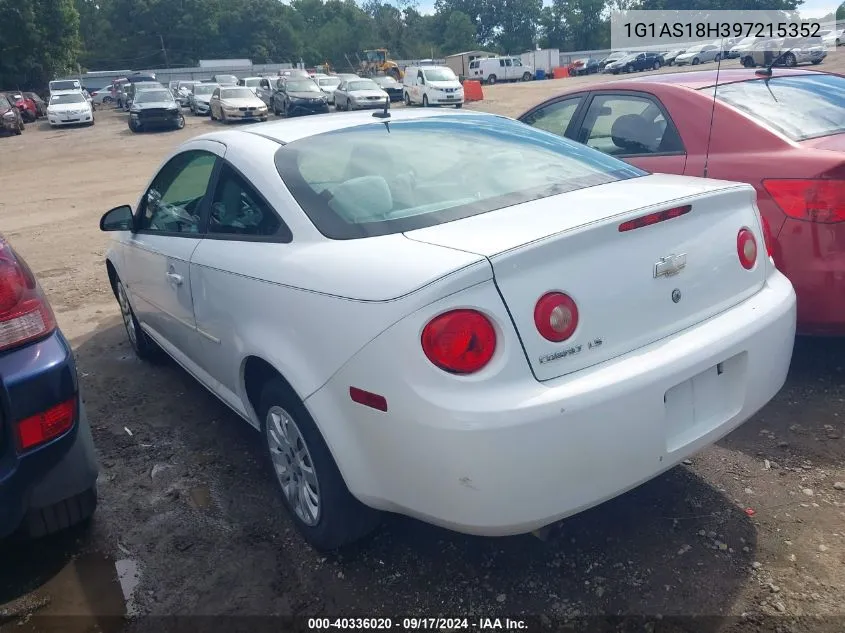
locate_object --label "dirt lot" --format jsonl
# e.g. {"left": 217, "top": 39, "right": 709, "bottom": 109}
{"left": 0, "top": 55, "right": 843, "bottom": 633}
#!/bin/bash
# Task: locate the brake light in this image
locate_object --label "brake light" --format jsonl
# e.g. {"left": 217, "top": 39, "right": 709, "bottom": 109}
{"left": 421, "top": 309, "right": 496, "bottom": 374}
{"left": 17, "top": 398, "right": 76, "bottom": 451}
{"left": 0, "top": 237, "right": 56, "bottom": 352}
{"left": 737, "top": 228, "right": 758, "bottom": 270}
{"left": 762, "top": 179, "right": 845, "bottom": 223}
{"left": 618, "top": 205, "right": 691, "bottom": 232}
{"left": 534, "top": 292, "right": 579, "bottom": 342}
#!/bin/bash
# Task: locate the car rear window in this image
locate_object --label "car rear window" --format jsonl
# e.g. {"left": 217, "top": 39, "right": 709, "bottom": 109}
{"left": 274, "top": 114, "right": 646, "bottom": 240}
{"left": 708, "top": 74, "right": 845, "bottom": 141}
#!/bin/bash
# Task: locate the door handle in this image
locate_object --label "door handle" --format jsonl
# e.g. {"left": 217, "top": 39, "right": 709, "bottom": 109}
{"left": 166, "top": 272, "right": 183, "bottom": 285}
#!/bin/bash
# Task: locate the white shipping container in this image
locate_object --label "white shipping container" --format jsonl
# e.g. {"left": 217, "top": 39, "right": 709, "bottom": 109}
{"left": 520, "top": 49, "right": 559, "bottom": 73}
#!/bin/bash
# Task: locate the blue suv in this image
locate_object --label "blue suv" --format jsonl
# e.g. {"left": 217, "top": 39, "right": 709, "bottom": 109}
{"left": 0, "top": 235, "right": 98, "bottom": 539}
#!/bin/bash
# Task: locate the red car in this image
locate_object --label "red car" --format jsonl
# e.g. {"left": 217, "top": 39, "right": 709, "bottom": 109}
{"left": 518, "top": 68, "right": 844, "bottom": 335}
{"left": 5, "top": 92, "right": 37, "bottom": 123}
{"left": 0, "top": 93, "right": 24, "bottom": 135}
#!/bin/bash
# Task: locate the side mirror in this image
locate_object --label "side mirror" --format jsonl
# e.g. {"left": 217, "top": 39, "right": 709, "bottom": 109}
{"left": 100, "top": 205, "right": 134, "bottom": 232}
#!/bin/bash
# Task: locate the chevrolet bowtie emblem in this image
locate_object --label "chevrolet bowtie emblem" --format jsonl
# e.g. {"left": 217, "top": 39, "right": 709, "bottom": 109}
{"left": 654, "top": 253, "right": 687, "bottom": 278}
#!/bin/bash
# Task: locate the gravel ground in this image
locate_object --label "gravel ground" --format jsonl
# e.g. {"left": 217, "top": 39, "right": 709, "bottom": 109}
{"left": 0, "top": 53, "right": 843, "bottom": 633}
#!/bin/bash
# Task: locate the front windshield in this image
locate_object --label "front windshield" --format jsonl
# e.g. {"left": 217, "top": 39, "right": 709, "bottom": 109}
{"left": 193, "top": 85, "right": 218, "bottom": 95}
{"left": 423, "top": 68, "right": 457, "bottom": 82}
{"left": 708, "top": 74, "right": 845, "bottom": 141}
{"left": 319, "top": 78, "right": 341, "bottom": 88}
{"left": 348, "top": 80, "right": 379, "bottom": 91}
{"left": 135, "top": 90, "right": 173, "bottom": 103}
{"left": 221, "top": 88, "right": 256, "bottom": 99}
{"left": 374, "top": 77, "right": 398, "bottom": 85}
{"left": 50, "top": 80, "right": 80, "bottom": 91}
{"left": 50, "top": 93, "right": 86, "bottom": 104}
{"left": 243, "top": 78, "right": 261, "bottom": 87}
{"left": 274, "top": 114, "right": 645, "bottom": 240}
{"left": 216, "top": 75, "right": 238, "bottom": 84}
{"left": 684, "top": 46, "right": 704, "bottom": 53}
{"left": 286, "top": 81, "right": 321, "bottom": 92}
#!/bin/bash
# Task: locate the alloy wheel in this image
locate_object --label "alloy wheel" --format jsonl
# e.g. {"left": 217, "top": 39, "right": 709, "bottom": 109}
{"left": 265, "top": 405, "right": 321, "bottom": 527}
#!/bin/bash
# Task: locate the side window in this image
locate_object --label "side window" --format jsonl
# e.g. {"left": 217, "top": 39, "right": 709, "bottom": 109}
{"left": 417, "top": 71, "right": 424, "bottom": 82}
{"left": 140, "top": 151, "right": 217, "bottom": 234}
{"left": 520, "top": 96, "right": 584, "bottom": 138}
{"left": 0, "top": 96, "right": 9, "bottom": 109}
{"left": 577, "top": 94, "right": 685, "bottom": 157}
{"left": 208, "top": 164, "right": 284, "bottom": 238}
{"left": 505, "top": 58, "right": 513, "bottom": 67}
{"left": 499, "top": 59, "right": 506, "bottom": 67}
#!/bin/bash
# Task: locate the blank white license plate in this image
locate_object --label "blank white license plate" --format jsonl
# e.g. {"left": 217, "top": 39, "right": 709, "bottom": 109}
{"left": 446, "top": 95, "right": 455, "bottom": 99}
{"left": 663, "top": 353, "right": 747, "bottom": 452}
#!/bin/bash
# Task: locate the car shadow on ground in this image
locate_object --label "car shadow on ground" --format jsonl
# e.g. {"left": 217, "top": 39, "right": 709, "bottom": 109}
{"left": 720, "top": 335, "right": 845, "bottom": 468}
{"left": 62, "top": 318, "right": 759, "bottom": 622}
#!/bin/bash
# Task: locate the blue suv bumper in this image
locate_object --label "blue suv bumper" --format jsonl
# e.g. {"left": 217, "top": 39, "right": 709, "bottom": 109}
{"left": 0, "top": 330, "right": 99, "bottom": 539}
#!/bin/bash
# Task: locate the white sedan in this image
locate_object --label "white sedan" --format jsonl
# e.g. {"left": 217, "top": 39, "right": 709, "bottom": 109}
{"left": 99, "top": 109, "right": 796, "bottom": 551}
{"left": 47, "top": 92, "right": 94, "bottom": 127}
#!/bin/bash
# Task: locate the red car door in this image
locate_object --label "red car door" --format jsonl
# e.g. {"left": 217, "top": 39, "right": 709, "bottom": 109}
{"left": 570, "top": 91, "right": 688, "bottom": 175}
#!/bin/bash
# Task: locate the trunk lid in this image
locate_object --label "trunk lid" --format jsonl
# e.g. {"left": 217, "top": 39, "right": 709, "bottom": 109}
{"left": 799, "top": 132, "right": 845, "bottom": 153}
{"left": 404, "top": 174, "right": 767, "bottom": 381}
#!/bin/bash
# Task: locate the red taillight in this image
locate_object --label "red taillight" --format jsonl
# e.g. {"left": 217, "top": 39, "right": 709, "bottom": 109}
{"left": 737, "top": 228, "right": 758, "bottom": 270}
{"left": 0, "top": 238, "right": 56, "bottom": 352}
{"left": 618, "top": 205, "right": 691, "bottom": 232}
{"left": 17, "top": 398, "right": 76, "bottom": 451}
{"left": 421, "top": 309, "right": 496, "bottom": 374}
{"left": 534, "top": 292, "right": 579, "bottom": 342}
{"left": 762, "top": 179, "right": 845, "bottom": 224}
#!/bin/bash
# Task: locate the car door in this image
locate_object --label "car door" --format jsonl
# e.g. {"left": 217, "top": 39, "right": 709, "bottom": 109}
{"left": 121, "top": 142, "right": 222, "bottom": 362}
{"left": 570, "top": 91, "right": 687, "bottom": 174}
{"left": 189, "top": 161, "right": 293, "bottom": 417}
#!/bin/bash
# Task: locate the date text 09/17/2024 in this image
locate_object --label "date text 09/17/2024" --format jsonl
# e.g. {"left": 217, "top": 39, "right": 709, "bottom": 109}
{"left": 307, "top": 618, "right": 528, "bottom": 630}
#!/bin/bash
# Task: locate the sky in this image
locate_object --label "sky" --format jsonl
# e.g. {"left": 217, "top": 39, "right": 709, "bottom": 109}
{"left": 410, "top": 0, "right": 838, "bottom": 19}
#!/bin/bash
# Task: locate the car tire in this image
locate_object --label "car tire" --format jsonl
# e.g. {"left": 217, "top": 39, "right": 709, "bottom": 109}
{"left": 653, "top": 61, "right": 660, "bottom": 70}
{"left": 522, "top": 72, "right": 532, "bottom": 81}
{"left": 221, "top": 110, "right": 228, "bottom": 123}
{"left": 404, "top": 92, "right": 411, "bottom": 106}
{"left": 782, "top": 53, "right": 797, "bottom": 67}
{"left": 455, "top": 103, "right": 463, "bottom": 109}
{"left": 115, "top": 278, "right": 160, "bottom": 360}
{"left": 487, "top": 74, "right": 497, "bottom": 85}
{"left": 103, "top": 97, "right": 113, "bottom": 104}
{"left": 715, "top": 53, "right": 721, "bottom": 62}
{"left": 625, "top": 64, "right": 634, "bottom": 73}
{"left": 812, "top": 59, "right": 822, "bottom": 65}
{"left": 742, "top": 56, "right": 755, "bottom": 68}
{"left": 422, "top": 95, "right": 429, "bottom": 107}
{"left": 175, "top": 114, "right": 185, "bottom": 129}
{"left": 692, "top": 57, "right": 700, "bottom": 65}
{"left": 258, "top": 378, "right": 380, "bottom": 551}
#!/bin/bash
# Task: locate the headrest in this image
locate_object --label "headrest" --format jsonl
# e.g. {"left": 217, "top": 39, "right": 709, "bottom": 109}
{"left": 328, "top": 176, "right": 393, "bottom": 222}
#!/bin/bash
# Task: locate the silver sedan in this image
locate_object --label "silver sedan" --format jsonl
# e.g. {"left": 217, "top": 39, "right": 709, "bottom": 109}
{"left": 334, "top": 78, "right": 389, "bottom": 111}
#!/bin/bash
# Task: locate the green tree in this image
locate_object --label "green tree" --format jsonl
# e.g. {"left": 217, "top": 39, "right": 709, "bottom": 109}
{"left": 442, "top": 11, "right": 477, "bottom": 54}
{"left": 837, "top": 1, "right": 844, "bottom": 20}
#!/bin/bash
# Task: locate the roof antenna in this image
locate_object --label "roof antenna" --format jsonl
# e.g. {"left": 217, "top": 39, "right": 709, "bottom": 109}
{"left": 702, "top": 38, "right": 724, "bottom": 179}
{"left": 372, "top": 97, "right": 390, "bottom": 120}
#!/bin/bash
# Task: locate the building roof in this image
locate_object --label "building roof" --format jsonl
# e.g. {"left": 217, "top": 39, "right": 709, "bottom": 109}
{"left": 444, "top": 51, "right": 494, "bottom": 58}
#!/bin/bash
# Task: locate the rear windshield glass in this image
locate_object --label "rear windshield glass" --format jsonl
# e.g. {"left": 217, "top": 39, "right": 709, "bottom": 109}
{"left": 193, "top": 84, "right": 218, "bottom": 95}
{"left": 286, "top": 80, "right": 321, "bottom": 92}
{"left": 274, "top": 114, "right": 646, "bottom": 240}
{"left": 707, "top": 74, "right": 845, "bottom": 141}
{"left": 318, "top": 77, "right": 341, "bottom": 87}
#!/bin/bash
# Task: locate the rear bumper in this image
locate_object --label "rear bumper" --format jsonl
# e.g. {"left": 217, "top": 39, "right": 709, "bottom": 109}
{"left": 306, "top": 270, "right": 796, "bottom": 536}
{"left": 775, "top": 218, "right": 845, "bottom": 335}
{"left": 0, "top": 332, "right": 99, "bottom": 538}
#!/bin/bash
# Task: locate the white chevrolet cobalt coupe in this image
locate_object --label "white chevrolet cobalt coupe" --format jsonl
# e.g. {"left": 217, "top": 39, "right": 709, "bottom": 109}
{"left": 100, "top": 109, "right": 796, "bottom": 550}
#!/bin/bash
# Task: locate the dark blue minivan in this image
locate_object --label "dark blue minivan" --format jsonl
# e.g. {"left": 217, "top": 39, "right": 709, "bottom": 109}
{"left": 0, "top": 235, "right": 98, "bottom": 539}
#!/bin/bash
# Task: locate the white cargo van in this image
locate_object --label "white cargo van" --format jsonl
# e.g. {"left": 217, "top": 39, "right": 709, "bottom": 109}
{"left": 402, "top": 65, "right": 464, "bottom": 107}
{"left": 468, "top": 56, "right": 534, "bottom": 84}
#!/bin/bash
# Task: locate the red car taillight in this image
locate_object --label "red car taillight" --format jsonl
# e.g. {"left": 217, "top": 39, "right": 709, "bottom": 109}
{"left": 0, "top": 236, "right": 57, "bottom": 352}
{"left": 534, "top": 292, "right": 579, "bottom": 342}
{"left": 421, "top": 309, "right": 496, "bottom": 374}
{"left": 17, "top": 398, "right": 76, "bottom": 450}
{"left": 737, "top": 228, "right": 758, "bottom": 270}
{"left": 762, "top": 179, "right": 845, "bottom": 224}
